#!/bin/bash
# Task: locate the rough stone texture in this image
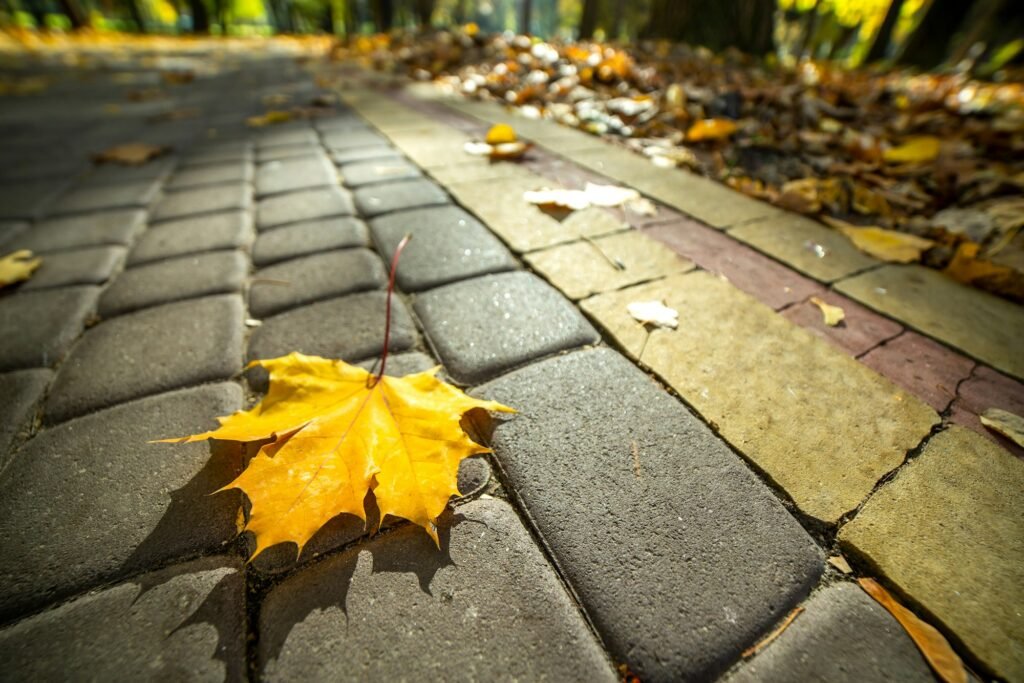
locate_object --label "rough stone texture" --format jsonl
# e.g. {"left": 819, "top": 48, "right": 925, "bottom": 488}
{"left": 0, "top": 384, "right": 243, "bottom": 622}
{"left": 643, "top": 218, "right": 826, "bottom": 310}
{"left": 11, "top": 210, "right": 146, "bottom": 253}
{"left": 839, "top": 426, "right": 1024, "bottom": 681}
{"left": 19, "top": 246, "right": 126, "bottom": 291}
{"left": 252, "top": 217, "right": 369, "bottom": 266}
{"left": 152, "top": 183, "right": 252, "bottom": 222}
{"left": 181, "top": 141, "right": 252, "bottom": 168}
{"left": 256, "top": 154, "right": 338, "bottom": 196}
{"left": 128, "top": 210, "right": 254, "bottom": 265}
{"left": 726, "top": 584, "right": 934, "bottom": 683}
{"left": 330, "top": 145, "right": 403, "bottom": 165}
{"left": 0, "top": 180, "right": 71, "bottom": 219}
{"left": 257, "top": 186, "right": 354, "bottom": 230}
{"left": 0, "top": 557, "right": 247, "bottom": 682}
{"left": 0, "top": 369, "right": 51, "bottom": 468}
{"left": 48, "top": 178, "right": 162, "bottom": 215}
{"left": 340, "top": 157, "right": 422, "bottom": 187}
{"left": 0, "top": 221, "right": 27, "bottom": 248}
{"left": 836, "top": 264, "right": 1024, "bottom": 380}
{"left": 369, "top": 206, "right": 518, "bottom": 291}
{"left": 249, "top": 248, "right": 386, "bottom": 318}
{"left": 44, "top": 295, "right": 244, "bottom": 424}
{"left": 729, "top": 213, "right": 879, "bottom": 283}
{"left": 475, "top": 349, "right": 823, "bottom": 681}
{"left": 166, "top": 160, "right": 253, "bottom": 191}
{"left": 257, "top": 143, "right": 321, "bottom": 163}
{"left": 581, "top": 272, "right": 939, "bottom": 524}
{"left": 248, "top": 291, "right": 417, "bottom": 365}
{"left": 100, "top": 251, "right": 249, "bottom": 318}
{"left": 861, "top": 332, "right": 975, "bottom": 413}
{"left": 526, "top": 231, "right": 694, "bottom": 300}
{"left": 781, "top": 292, "right": 903, "bottom": 357}
{"left": 81, "top": 157, "right": 176, "bottom": 187}
{"left": 427, "top": 157, "right": 536, "bottom": 185}
{"left": 950, "top": 365, "right": 1024, "bottom": 457}
{"left": 415, "top": 272, "right": 600, "bottom": 385}
{"left": 321, "top": 128, "right": 389, "bottom": 150}
{"left": 0, "top": 286, "right": 99, "bottom": 371}
{"left": 353, "top": 178, "right": 449, "bottom": 218}
{"left": 257, "top": 127, "right": 319, "bottom": 150}
{"left": 258, "top": 498, "right": 616, "bottom": 682}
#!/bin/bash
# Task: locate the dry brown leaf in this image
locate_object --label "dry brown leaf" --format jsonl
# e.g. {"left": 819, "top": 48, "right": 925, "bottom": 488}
{"left": 0, "top": 250, "right": 42, "bottom": 288}
{"left": 827, "top": 555, "right": 853, "bottom": 574}
{"left": 825, "top": 218, "right": 934, "bottom": 263}
{"left": 944, "top": 242, "right": 1024, "bottom": 301}
{"left": 979, "top": 408, "right": 1024, "bottom": 447}
{"left": 92, "top": 143, "right": 171, "bottom": 166}
{"left": 810, "top": 297, "right": 846, "bottom": 326}
{"left": 858, "top": 578, "right": 967, "bottom": 683}
{"left": 742, "top": 607, "right": 804, "bottom": 658}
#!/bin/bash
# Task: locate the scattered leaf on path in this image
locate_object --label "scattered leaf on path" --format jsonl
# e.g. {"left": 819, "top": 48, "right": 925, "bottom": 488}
{"left": 742, "top": 607, "right": 804, "bottom": 658}
{"left": 858, "top": 578, "right": 967, "bottom": 683}
{"left": 247, "top": 110, "right": 294, "bottom": 127}
{"left": 585, "top": 183, "right": 641, "bottom": 207}
{"left": 883, "top": 136, "right": 941, "bottom": 164}
{"left": 627, "top": 300, "right": 678, "bottom": 329}
{"left": 826, "top": 218, "right": 935, "bottom": 263}
{"left": 627, "top": 197, "right": 658, "bottom": 217}
{"left": 158, "top": 352, "right": 514, "bottom": 558}
{"left": 810, "top": 296, "right": 846, "bottom": 327}
{"left": 93, "top": 143, "right": 171, "bottom": 166}
{"left": 485, "top": 123, "right": 517, "bottom": 145}
{"left": 0, "top": 250, "right": 41, "bottom": 288}
{"left": 944, "top": 242, "right": 1024, "bottom": 301}
{"left": 686, "top": 118, "right": 737, "bottom": 142}
{"left": 827, "top": 555, "right": 853, "bottom": 574}
{"left": 980, "top": 408, "right": 1024, "bottom": 447}
{"left": 524, "top": 182, "right": 640, "bottom": 211}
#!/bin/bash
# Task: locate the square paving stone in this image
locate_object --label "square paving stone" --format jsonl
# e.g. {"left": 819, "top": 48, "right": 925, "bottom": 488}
{"left": 330, "top": 145, "right": 403, "bottom": 165}
{"left": 0, "top": 384, "right": 244, "bottom": 622}
{"left": 10, "top": 210, "right": 146, "bottom": 253}
{"left": 180, "top": 141, "right": 253, "bottom": 168}
{"left": 247, "top": 291, "right": 417, "bottom": 366}
{"left": 581, "top": 272, "right": 939, "bottom": 525}
{"left": 414, "top": 271, "right": 599, "bottom": 385}
{"left": 836, "top": 264, "right": 1024, "bottom": 380}
{"left": 780, "top": 291, "right": 903, "bottom": 357}
{"left": 0, "top": 180, "right": 69, "bottom": 219}
{"left": 0, "top": 221, "right": 27, "bottom": 248}
{"left": 474, "top": 348, "right": 823, "bottom": 681}
{"left": 427, "top": 157, "right": 537, "bottom": 185}
{"left": 353, "top": 178, "right": 449, "bottom": 218}
{"left": 47, "top": 178, "right": 163, "bottom": 216}
{"left": 526, "top": 230, "right": 694, "bottom": 300}
{"left": 258, "top": 498, "right": 616, "bottom": 682}
{"left": 255, "top": 154, "right": 338, "bottom": 197}
{"left": 949, "top": 366, "right": 1024, "bottom": 455}
{"left": 340, "top": 157, "right": 422, "bottom": 187}
{"left": 100, "top": 250, "right": 249, "bottom": 318}
{"left": 321, "top": 128, "right": 389, "bottom": 150}
{"left": 44, "top": 295, "right": 244, "bottom": 424}
{"left": 726, "top": 584, "right": 934, "bottom": 683}
{"left": 0, "top": 286, "right": 99, "bottom": 371}
{"left": 0, "top": 556, "right": 246, "bottom": 682}
{"left": 256, "top": 186, "right": 355, "bottom": 230}
{"left": 861, "top": 332, "right": 975, "bottom": 413}
{"left": 249, "top": 248, "right": 385, "bottom": 318}
{"left": 81, "top": 157, "right": 177, "bottom": 187}
{"left": 839, "top": 427, "right": 1024, "bottom": 681}
{"left": 252, "top": 217, "right": 368, "bottom": 266}
{"left": 256, "top": 127, "right": 319, "bottom": 150}
{"left": 19, "top": 246, "right": 126, "bottom": 291}
{"left": 166, "top": 160, "right": 253, "bottom": 191}
{"left": 257, "top": 143, "right": 321, "bottom": 163}
{"left": 369, "top": 205, "right": 518, "bottom": 291}
{"left": 0, "top": 369, "right": 51, "bottom": 468}
{"left": 128, "top": 210, "right": 254, "bottom": 265}
{"left": 151, "top": 183, "right": 252, "bottom": 223}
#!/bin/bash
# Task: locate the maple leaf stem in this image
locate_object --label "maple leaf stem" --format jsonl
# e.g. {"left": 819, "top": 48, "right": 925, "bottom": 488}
{"left": 375, "top": 233, "right": 412, "bottom": 384}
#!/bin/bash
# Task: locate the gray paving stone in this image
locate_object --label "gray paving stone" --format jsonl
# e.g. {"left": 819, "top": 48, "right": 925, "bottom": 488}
{"left": 330, "top": 145, "right": 403, "bottom": 165}
{"left": 82, "top": 157, "right": 177, "bottom": 186}
{"left": 152, "top": 183, "right": 252, "bottom": 223}
{"left": 44, "top": 295, "right": 244, "bottom": 424}
{"left": 252, "top": 217, "right": 368, "bottom": 266}
{"left": 255, "top": 154, "right": 337, "bottom": 197}
{"left": 249, "top": 248, "right": 385, "bottom": 318}
{"left": 0, "top": 369, "right": 51, "bottom": 468}
{"left": 100, "top": 251, "right": 249, "bottom": 317}
{"left": 0, "top": 384, "right": 243, "bottom": 622}
{"left": 0, "top": 286, "right": 99, "bottom": 371}
{"left": 48, "top": 178, "right": 162, "bottom": 215}
{"left": 19, "top": 246, "right": 125, "bottom": 291}
{"left": 414, "top": 272, "right": 599, "bottom": 384}
{"left": 166, "top": 160, "right": 253, "bottom": 191}
{"left": 256, "top": 127, "right": 319, "bottom": 149}
{"left": 321, "top": 128, "right": 389, "bottom": 150}
{"left": 313, "top": 114, "right": 366, "bottom": 132}
{"left": 256, "top": 143, "right": 322, "bottom": 163}
{"left": 0, "top": 556, "right": 246, "bottom": 682}
{"left": 370, "top": 205, "right": 517, "bottom": 291}
{"left": 248, "top": 291, "right": 417, "bottom": 366}
{"left": 475, "top": 348, "right": 824, "bottom": 682}
{"left": 340, "top": 157, "right": 422, "bottom": 187}
{"left": 353, "top": 178, "right": 449, "bottom": 218}
{"left": 726, "top": 583, "right": 933, "bottom": 683}
{"left": 256, "top": 186, "right": 354, "bottom": 230}
{"left": 0, "top": 221, "right": 27, "bottom": 248}
{"left": 0, "top": 180, "right": 68, "bottom": 219}
{"left": 128, "top": 210, "right": 254, "bottom": 265}
{"left": 10, "top": 210, "right": 146, "bottom": 253}
{"left": 258, "top": 498, "right": 616, "bottom": 682}
{"left": 180, "top": 142, "right": 253, "bottom": 168}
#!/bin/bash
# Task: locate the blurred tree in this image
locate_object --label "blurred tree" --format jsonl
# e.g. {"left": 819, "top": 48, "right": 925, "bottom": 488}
{"left": 123, "top": 0, "right": 147, "bottom": 30}
{"left": 865, "top": 0, "right": 905, "bottom": 61}
{"left": 519, "top": 0, "right": 531, "bottom": 33}
{"left": 371, "top": 0, "right": 393, "bottom": 30}
{"left": 578, "top": 0, "right": 596, "bottom": 38}
{"left": 641, "top": 0, "right": 776, "bottom": 55}
{"left": 187, "top": 0, "right": 209, "bottom": 32}
{"left": 58, "top": 0, "right": 90, "bottom": 27}
{"left": 899, "top": 0, "right": 977, "bottom": 68}
{"left": 413, "top": 0, "right": 434, "bottom": 25}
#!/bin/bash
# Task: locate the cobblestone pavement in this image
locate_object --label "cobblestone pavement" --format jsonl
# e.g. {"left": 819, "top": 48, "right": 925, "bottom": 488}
{"left": 0, "top": 44, "right": 1021, "bottom": 682}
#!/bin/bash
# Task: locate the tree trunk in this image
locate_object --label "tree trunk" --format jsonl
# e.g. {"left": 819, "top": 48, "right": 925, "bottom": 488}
{"left": 519, "top": 0, "right": 531, "bottom": 34}
{"left": 125, "top": 0, "right": 147, "bottom": 32}
{"left": 58, "top": 0, "right": 90, "bottom": 28}
{"left": 948, "top": 0, "right": 1004, "bottom": 64}
{"left": 188, "top": 0, "right": 209, "bottom": 32}
{"left": 579, "top": 0, "right": 598, "bottom": 39}
{"left": 371, "top": 0, "right": 393, "bottom": 31}
{"left": 796, "top": 5, "right": 820, "bottom": 57}
{"left": 899, "top": 0, "right": 978, "bottom": 69}
{"left": 610, "top": 0, "right": 626, "bottom": 40}
{"left": 865, "top": 0, "right": 906, "bottom": 62}
{"left": 413, "top": 0, "right": 434, "bottom": 27}
{"left": 642, "top": 0, "right": 776, "bottom": 55}
{"left": 453, "top": 0, "right": 468, "bottom": 24}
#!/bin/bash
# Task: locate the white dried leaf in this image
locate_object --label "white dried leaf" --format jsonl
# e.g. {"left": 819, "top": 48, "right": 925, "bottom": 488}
{"left": 627, "top": 300, "right": 678, "bottom": 329}
{"left": 584, "top": 182, "right": 641, "bottom": 207}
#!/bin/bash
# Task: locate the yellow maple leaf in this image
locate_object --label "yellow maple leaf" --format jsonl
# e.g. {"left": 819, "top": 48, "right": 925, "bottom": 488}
{"left": 0, "top": 250, "right": 42, "bottom": 289}
{"left": 158, "top": 352, "right": 514, "bottom": 558}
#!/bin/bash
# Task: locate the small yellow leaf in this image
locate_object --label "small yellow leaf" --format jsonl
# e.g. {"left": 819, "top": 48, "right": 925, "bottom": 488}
{"left": 93, "top": 143, "right": 171, "bottom": 166}
{"left": 859, "top": 578, "right": 967, "bottom": 683}
{"left": 826, "top": 218, "right": 935, "bottom": 263}
{"left": 0, "top": 250, "right": 42, "bottom": 289}
{"left": 980, "top": 408, "right": 1024, "bottom": 447}
{"left": 686, "top": 118, "right": 738, "bottom": 142}
{"left": 247, "top": 110, "right": 294, "bottom": 127}
{"left": 883, "top": 136, "right": 941, "bottom": 164}
{"left": 810, "top": 296, "right": 845, "bottom": 326}
{"left": 485, "top": 123, "right": 517, "bottom": 145}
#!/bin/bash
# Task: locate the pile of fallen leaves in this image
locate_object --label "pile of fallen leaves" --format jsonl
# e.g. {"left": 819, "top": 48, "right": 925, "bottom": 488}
{"left": 337, "top": 28, "right": 1024, "bottom": 302}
